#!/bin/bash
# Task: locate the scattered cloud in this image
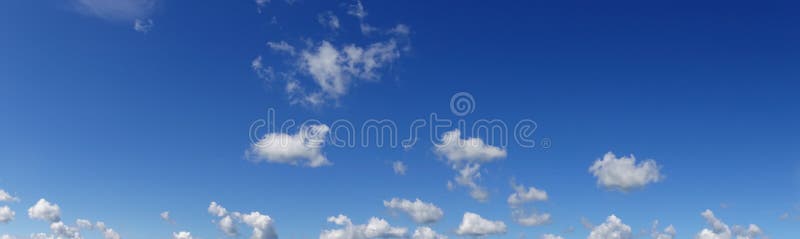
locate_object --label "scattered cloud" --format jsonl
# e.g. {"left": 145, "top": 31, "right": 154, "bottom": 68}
{"left": 347, "top": 0, "right": 368, "bottom": 20}
{"left": 540, "top": 234, "right": 564, "bottom": 239}
{"left": 412, "top": 227, "right": 447, "bottom": 239}
{"left": 696, "top": 209, "right": 765, "bottom": 239}
{"left": 455, "top": 212, "right": 507, "bottom": 236}
{"left": 267, "top": 41, "right": 296, "bottom": 55}
{"left": 0, "top": 206, "right": 14, "bottom": 223}
{"left": 28, "top": 199, "right": 61, "bottom": 222}
{"left": 247, "top": 124, "right": 331, "bottom": 167}
{"left": 507, "top": 179, "right": 548, "bottom": 207}
{"left": 241, "top": 212, "right": 278, "bottom": 239}
{"left": 252, "top": 56, "right": 276, "bottom": 81}
{"left": 512, "top": 209, "right": 551, "bottom": 226}
{"left": 392, "top": 161, "right": 407, "bottom": 175}
{"left": 207, "top": 202, "right": 277, "bottom": 239}
{"left": 160, "top": 211, "right": 174, "bottom": 224}
{"left": 383, "top": 198, "right": 443, "bottom": 224}
{"left": 133, "top": 18, "right": 154, "bottom": 33}
{"left": 651, "top": 220, "right": 676, "bottom": 239}
{"left": 318, "top": 11, "right": 340, "bottom": 30}
{"left": 435, "top": 130, "right": 506, "bottom": 202}
{"left": 587, "top": 215, "right": 632, "bottom": 239}
{"left": 320, "top": 214, "right": 407, "bottom": 239}
{"left": 50, "top": 221, "right": 81, "bottom": 239}
{"left": 172, "top": 231, "right": 194, "bottom": 239}
{"left": 0, "top": 190, "right": 19, "bottom": 202}
{"left": 589, "top": 152, "right": 663, "bottom": 191}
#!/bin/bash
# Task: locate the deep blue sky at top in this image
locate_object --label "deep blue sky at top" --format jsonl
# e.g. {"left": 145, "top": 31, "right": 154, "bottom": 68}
{"left": 0, "top": 0, "right": 798, "bottom": 238}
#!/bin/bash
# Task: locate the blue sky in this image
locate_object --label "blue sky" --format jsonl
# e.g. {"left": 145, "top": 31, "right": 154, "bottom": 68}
{"left": 1, "top": 0, "right": 799, "bottom": 238}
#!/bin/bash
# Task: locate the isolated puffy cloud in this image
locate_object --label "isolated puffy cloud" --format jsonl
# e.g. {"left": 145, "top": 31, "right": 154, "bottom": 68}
{"left": 241, "top": 212, "right": 277, "bottom": 239}
{"left": 320, "top": 215, "right": 407, "bottom": 239}
{"left": 247, "top": 124, "right": 331, "bottom": 167}
{"left": 50, "top": 221, "right": 81, "bottom": 239}
{"left": 507, "top": 180, "right": 548, "bottom": 207}
{"left": 540, "top": 234, "right": 564, "bottom": 239}
{"left": 383, "top": 198, "right": 443, "bottom": 224}
{"left": 0, "top": 189, "right": 19, "bottom": 202}
{"left": 511, "top": 209, "right": 551, "bottom": 227}
{"left": 28, "top": 199, "right": 61, "bottom": 222}
{"left": 589, "top": 152, "right": 663, "bottom": 191}
{"left": 0, "top": 206, "right": 14, "bottom": 223}
{"left": 455, "top": 212, "right": 507, "bottom": 236}
{"left": 434, "top": 130, "right": 507, "bottom": 164}
{"left": 392, "top": 161, "right": 407, "bottom": 175}
{"left": 411, "top": 227, "right": 447, "bottom": 239}
{"left": 173, "top": 231, "right": 193, "bottom": 239}
{"left": 587, "top": 215, "right": 632, "bottom": 239}
{"left": 651, "top": 220, "right": 676, "bottom": 239}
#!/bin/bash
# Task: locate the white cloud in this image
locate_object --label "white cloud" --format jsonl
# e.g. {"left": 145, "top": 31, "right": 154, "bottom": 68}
{"left": 434, "top": 130, "right": 506, "bottom": 164}
{"left": 0, "top": 206, "right": 14, "bottom": 223}
{"left": 241, "top": 212, "right": 277, "bottom": 239}
{"left": 320, "top": 215, "right": 407, "bottom": 239}
{"left": 28, "top": 199, "right": 61, "bottom": 222}
{"left": 651, "top": 220, "right": 676, "bottom": 239}
{"left": 172, "top": 231, "right": 193, "bottom": 239}
{"left": 512, "top": 209, "right": 551, "bottom": 227}
{"left": 696, "top": 209, "right": 765, "bottom": 239}
{"left": 455, "top": 212, "right": 507, "bottom": 236}
{"left": 318, "top": 12, "right": 340, "bottom": 30}
{"left": 589, "top": 152, "right": 663, "bottom": 191}
{"left": 507, "top": 180, "right": 548, "bottom": 207}
{"left": 540, "top": 234, "right": 564, "bottom": 239}
{"left": 383, "top": 198, "right": 443, "bottom": 224}
{"left": 389, "top": 24, "right": 410, "bottom": 36}
{"left": 208, "top": 202, "right": 228, "bottom": 217}
{"left": 50, "top": 221, "right": 81, "bottom": 239}
{"left": 732, "top": 224, "right": 763, "bottom": 239}
{"left": 411, "top": 227, "right": 447, "bottom": 239}
{"left": 94, "top": 222, "right": 121, "bottom": 239}
{"left": 347, "top": 0, "right": 367, "bottom": 20}
{"left": 587, "top": 215, "right": 632, "bottom": 239}
{"left": 76, "top": 219, "right": 93, "bottom": 229}
{"left": 73, "top": 0, "right": 155, "bottom": 21}
{"left": 392, "top": 161, "right": 407, "bottom": 175}
{"left": 1, "top": 235, "right": 17, "bottom": 239}
{"left": 247, "top": 124, "right": 332, "bottom": 167}
{"left": 219, "top": 215, "right": 238, "bottom": 236}
{"left": 160, "top": 211, "right": 173, "bottom": 223}
{"left": 252, "top": 56, "right": 275, "bottom": 81}
{"left": 0, "top": 190, "right": 19, "bottom": 202}
{"left": 267, "top": 41, "right": 296, "bottom": 55}
{"left": 453, "top": 163, "right": 488, "bottom": 202}
{"left": 133, "top": 18, "right": 154, "bottom": 33}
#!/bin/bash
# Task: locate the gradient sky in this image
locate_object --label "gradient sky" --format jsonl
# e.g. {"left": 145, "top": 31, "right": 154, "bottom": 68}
{"left": 1, "top": 0, "right": 799, "bottom": 239}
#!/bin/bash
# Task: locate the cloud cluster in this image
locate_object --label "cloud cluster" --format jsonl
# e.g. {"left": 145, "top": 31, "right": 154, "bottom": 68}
{"left": 587, "top": 215, "right": 632, "bottom": 239}
{"left": 507, "top": 180, "right": 548, "bottom": 207}
{"left": 696, "top": 209, "right": 765, "bottom": 239}
{"left": 589, "top": 152, "right": 663, "bottom": 191}
{"left": 651, "top": 220, "right": 676, "bottom": 239}
{"left": 383, "top": 198, "right": 443, "bottom": 224}
{"left": 207, "top": 202, "right": 278, "bottom": 239}
{"left": 0, "top": 206, "right": 14, "bottom": 224}
{"left": 454, "top": 212, "right": 507, "bottom": 236}
{"left": 320, "top": 215, "right": 407, "bottom": 239}
{"left": 435, "top": 130, "right": 506, "bottom": 201}
{"left": 247, "top": 124, "right": 331, "bottom": 167}
{"left": 0, "top": 190, "right": 19, "bottom": 202}
{"left": 411, "top": 227, "right": 447, "bottom": 239}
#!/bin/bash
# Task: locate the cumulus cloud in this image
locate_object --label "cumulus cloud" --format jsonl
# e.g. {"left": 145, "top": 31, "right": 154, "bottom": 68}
{"left": 651, "top": 220, "right": 676, "bottom": 239}
{"left": 412, "top": 227, "right": 447, "bottom": 239}
{"left": 28, "top": 199, "right": 61, "bottom": 222}
{"left": 732, "top": 224, "right": 764, "bottom": 239}
{"left": 73, "top": 0, "right": 156, "bottom": 22}
{"left": 0, "top": 206, "right": 14, "bottom": 223}
{"left": 76, "top": 219, "right": 93, "bottom": 229}
{"left": 455, "top": 212, "right": 507, "bottom": 236}
{"left": 383, "top": 198, "right": 443, "bottom": 224}
{"left": 434, "top": 130, "right": 506, "bottom": 202}
{"left": 511, "top": 209, "right": 551, "bottom": 227}
{"left": 207, "top": 202, "right": 277, "bottom": 239}
{"left": 320, "top": 215, "right": 407, "bottom": 239}
{"left": 173, "top": 231, "right": 193, "bottom": 239}
{"left": 392, "top": 161, "right": 407, "bottom": 175}
{"left": 589, "top": 152, "right": 663, "bottom": 191}
{"left": 540, "top": 234, "right": 564, "bottom": 239}
{"left": 247, "top": 124, "right": 331, "bottom": 167}
{"left": 0, "top": 189, "right": 19, "bottom": 202}
{"left": 587, "top": 215, "right": 632, "bottom": 239}
{"left": 50, "top": 221, "right": 81, "bottom": 239}
{"left": 696, "top": 209, "right": 765, "bottom": 239}
{"left": 507, "top": 179, "right": 548, "bottom": 207}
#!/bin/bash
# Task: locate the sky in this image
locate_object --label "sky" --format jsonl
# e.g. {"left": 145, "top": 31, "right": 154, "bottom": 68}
{"left": 1, "top": 0, "right": 799, "bottom": 239}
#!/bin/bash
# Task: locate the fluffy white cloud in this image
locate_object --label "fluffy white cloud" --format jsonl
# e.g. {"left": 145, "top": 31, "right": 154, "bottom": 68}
{"left": 247, "top": 124, "right": 331, "bottom": 167}
{"left": 434, "top": 130, "right": 507, "bottom": 164}
{"left": 133, "top": 18, "right": 153, "bottom": 33}
{"left": 511, "top": 209, "right": 551, "bottom": 227}
{"left": 392, "top": 161, "right": 407, "bottom": 175}
{"left": 0, "top": 206, "right": 14, "bottom": 223}
{"left": 50, "top": 221, "right": 81, "bottom": 239}
{"left": 172, "top": 231, "right": 193, "bottom": 239}
{"left": 540, "top": 234, "right": 564, "bottom": 239}
{"left": 651, "top": 221, "right": 676, "bottom": 239}
{"left": 383, "top": 198, "right": 443, "bottom": 224}
{"left": 589, "top": 152, "right": 663, "bottom": 191}
{"left": 73, "top": 0, "right": 155, "bottom": 21}
{"left": 507, "top": 180, "right": 548, "bottom": 207}
{"left": 241, "top": 212, "right": 277, "bottom": 239}
{"left": 76, "top": 219, "right": 93, "bottom": 229}
{"left": 696, "top": 209, "right": 765, "bottom": 239}
{"left": 219, "top": 215, "right": 238, "bottom": 236}
{"left": 28, "top": 199, "right": 61, "bottom": 222}
{"left": 455, "top": 212, "right": 507, "bottom": 236}
{"left": 208, "top": 202, "right": 228, "bottom": 217}
{"left": 587, "top": 215, "right": 632, "bottom": 239}
{"left": 411, "top": 227, "right": 447, "bottom": 239}
{"left": 732, "top": 224, "right": 763, "bottom": 239}
{"left": 320, "top": 215, "right": 407, "bottom": 239}
{"left": 0, "top": 190, "right": 19, "bottom": 202}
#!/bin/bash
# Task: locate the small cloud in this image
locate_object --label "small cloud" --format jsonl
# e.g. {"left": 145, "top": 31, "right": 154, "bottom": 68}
{"left": 589, "top": 152, "right": 664, "bottom": 192}
{"left": 161, "top": 211, "right": 174, "bottom": 224}
{"left": 455, "top": 212, "right": 507, "bottom": 236}
{"left": 392, "top": 161, "right": 407, "bottom": 175}
{"left": 0, "top": 189, "right": 19, "bottom": 202}
{"left": 133, "top": 18, "right": 154, "bottom": 33}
